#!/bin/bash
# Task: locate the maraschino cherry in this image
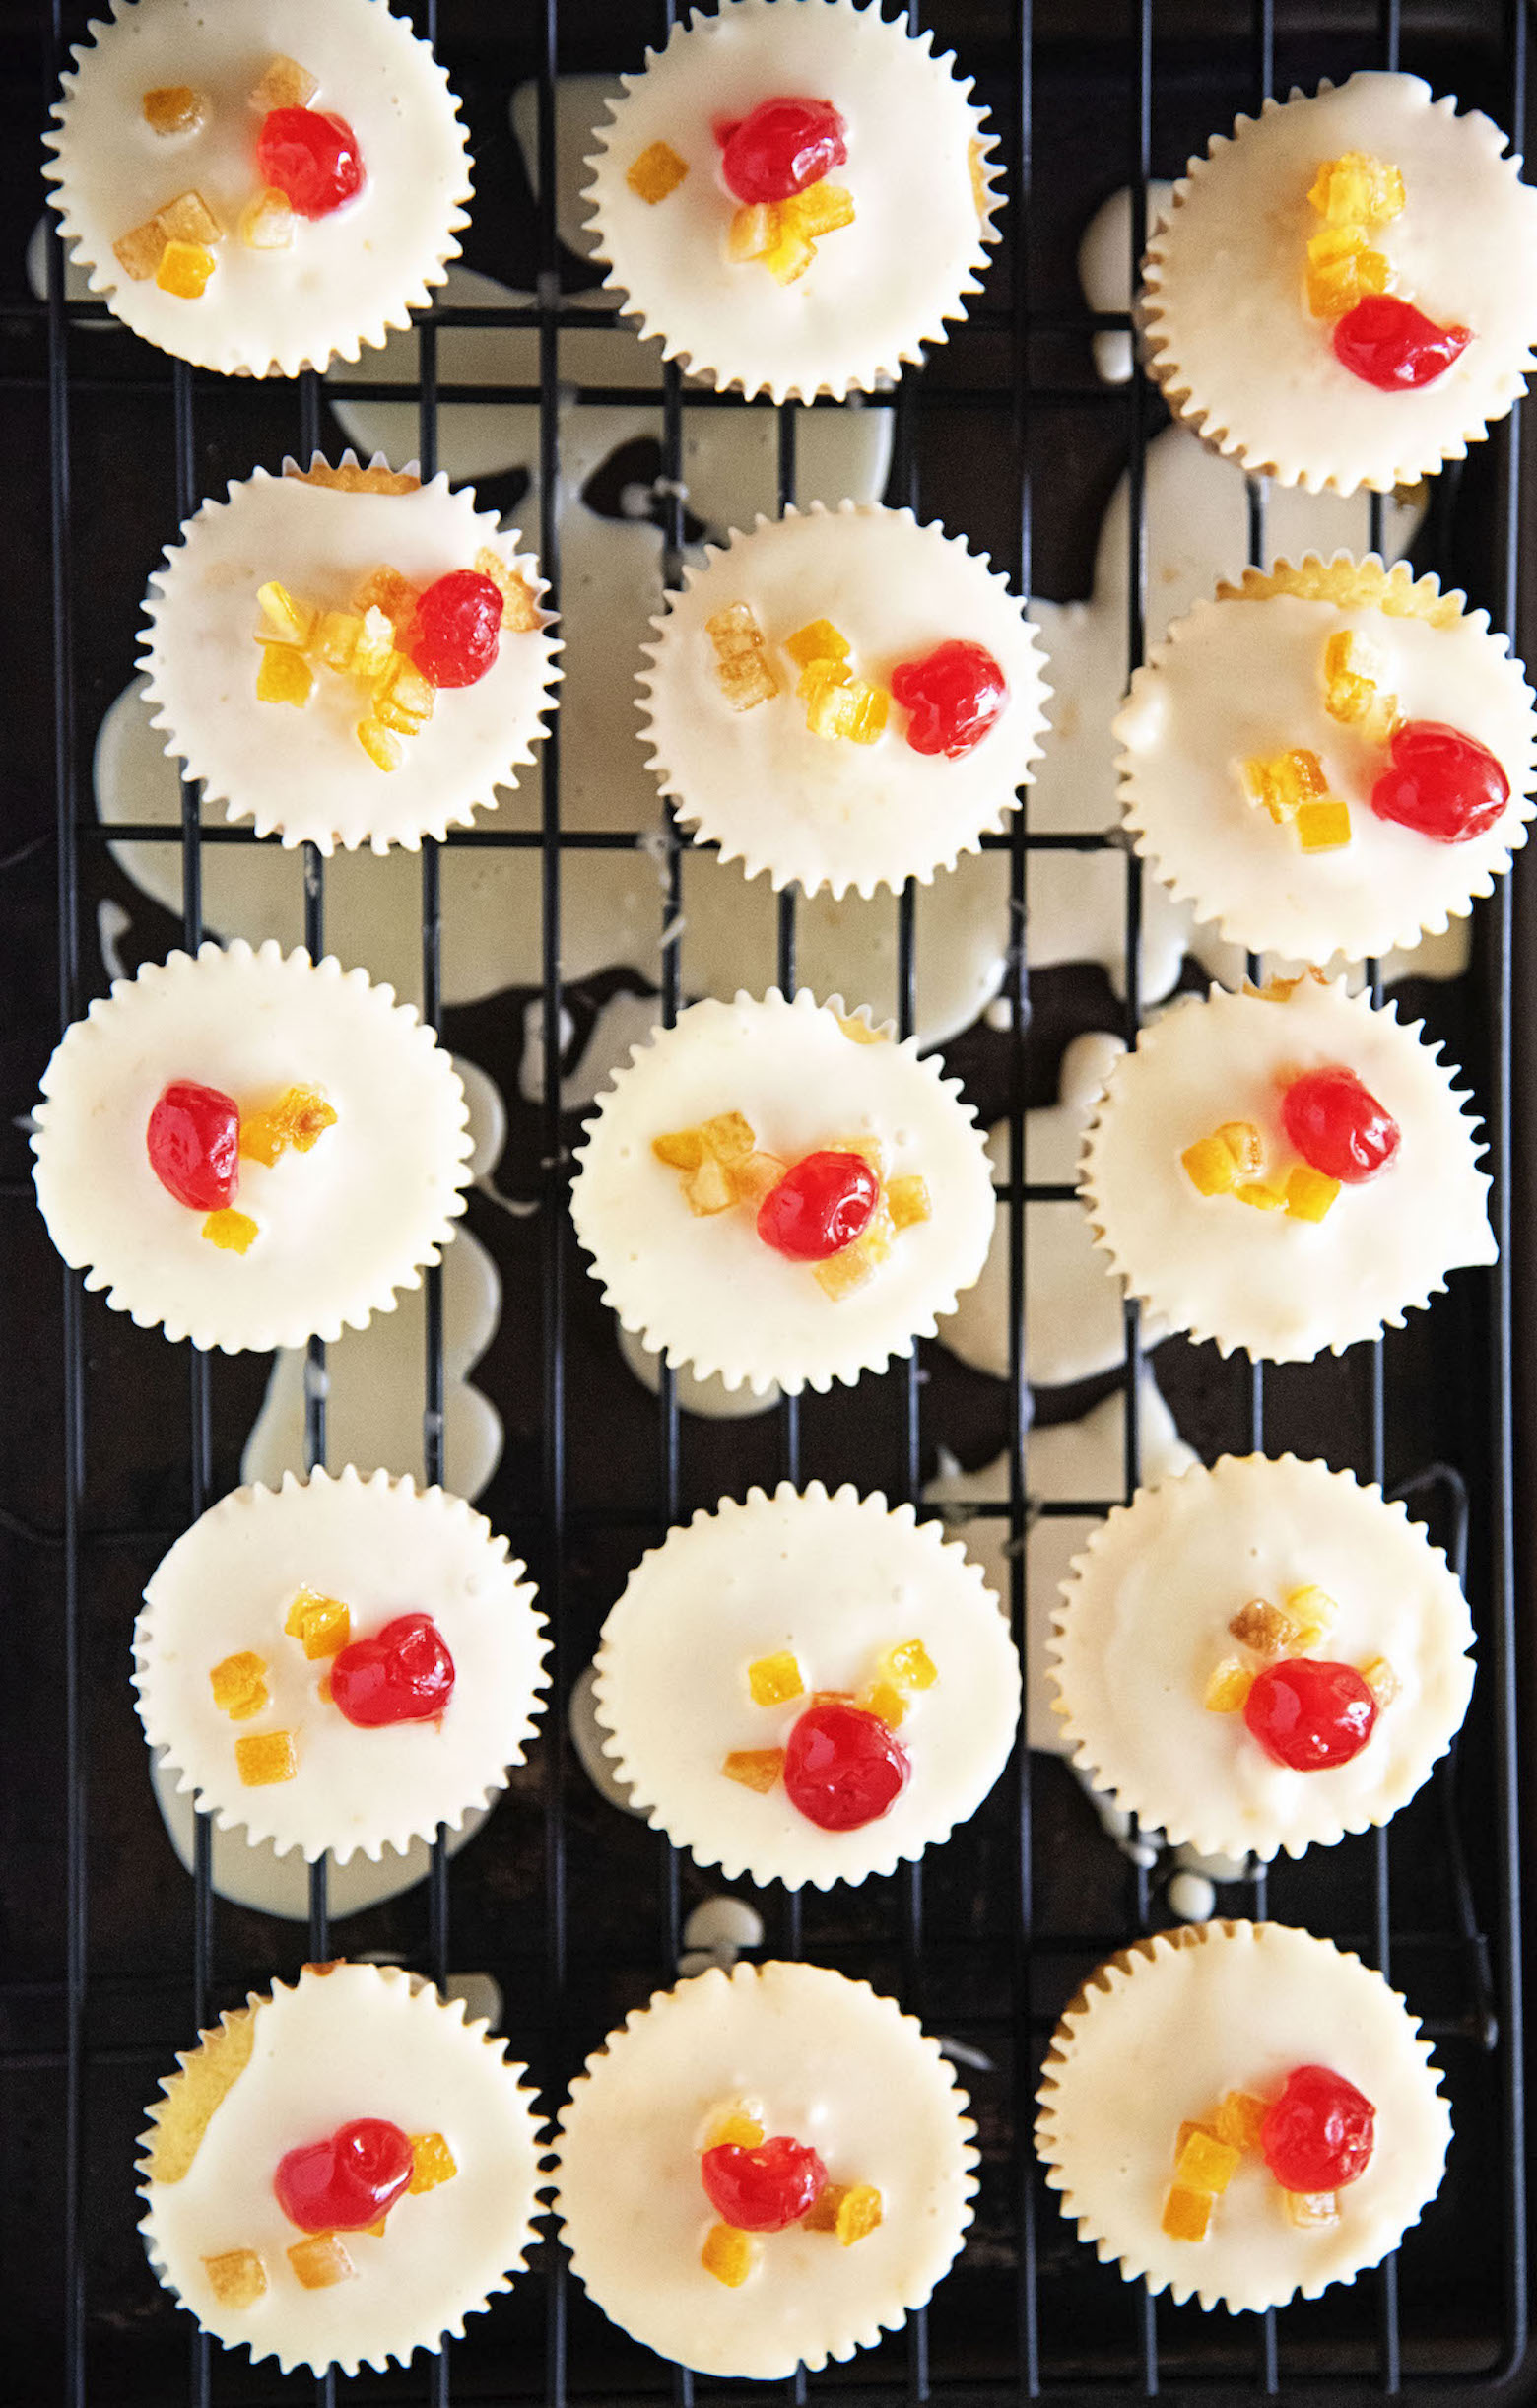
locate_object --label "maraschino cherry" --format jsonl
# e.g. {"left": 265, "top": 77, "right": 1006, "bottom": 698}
{"left": 1281, "top": 1067, "right": 1400, "bottom": 1183}
{"left": 1243, "top": 1658, "right": 1379, "bottom": 1771}
{"left": 405, "top": 571, "right": 505, "bottom": 689}
{"left": 758, "top": 1151, "right": 878, "bottom": 1261}
{"left": 716, "top": 98, "right": 847, "bottom": 204}
{"left": 1370, "top": 720, "right": 1510, "bottom": 845}
{"left": 890, "top": 640, "right": 1009, "bottom": 759}
{"left": 782, "top": 1699, "right": 909, "bottom": 1831}
{"left": 274, "top": 2117, "right": 415, "bottom": 2231}
{"left": 330, "top": 1613, "right": 456, "bottom": 1727}
{"left": 1260, "top": 2064, "right": 1375, "bottom": 2191}
{"left": 147, "top": 1080, "right": 240, "bottom": 1211}
{"left": 1332, "top": 295, "right": 1470, "bottom": 391}
{"left": 701, "top": 2134, "right": 827, "bottom": 2230}
{"left": 255, "top": 107, "right": 366, "bottom": 220}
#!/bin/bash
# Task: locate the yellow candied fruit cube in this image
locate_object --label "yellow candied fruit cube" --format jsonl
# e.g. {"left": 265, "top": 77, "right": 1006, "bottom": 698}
{"left": 352, "top": 606, "right": 395, "bottom": 681}
{"left": 473, "top": 548, "right": 540, "bottom": 634}
{"left": 834, "top": 2183, "right": 883, "bottom": 2246}
{"left": 652, "top": 1126, "right": 706, "bottom": 1171}
{"left": 1176, "top": 2118, "right": 1219, "bottom": 2159}
{"left": 235, "top": 1729, "right": 298, "bottom": 1786}
{"left": 798, "top": 654, "right": 853, "bottom": 704}
{"left": 627, "top": 139, "right": 690, "bottom": 204}
{"left": 1182, "top": 1135, "right": 1239, "bottom": 1198}
{"left": 285, "top": 1588, "right": 351, "bottom": 1660}
{"left": 354, "top": 566, "right": 421, "bottom": 628}
{"left": 887, "top": 1174, "right": 931, "bottom": 1230}
{"left": 861, "top": 1679, "right": 907, "bottom": 1728}
{"left": 1282, "top": 2189, "right": 1341, "bottom": 2230}
{"left": 1236, "top": 1180, "right": 1288, "bottom": 1212}
{"left": 781, "top": 183, "right": 855, "bottom": 242}
{"left": 143, "top": 85, "right": 204, "bottom": 136}
{"left": 786, "top": 618, "right": 852, "bottom": 669}
{"left": 408, "top": 2132, "right": 458, "bottom": 2193}
{"left": 238, "top": 1086, "right": 337, "bottom": 1167}
{"left": 1361, "top": 1655, "right": 1402, "bottom": 1707}
{"left": 1306, "top": 242, "right": 1389, "bottom": 322}
{"left": 1323, "top": 628, "right": 1387, "bottom": 694}
{"left": 728, "top": 1151, "right": 786, "bottom": 1208}
{"left": 1175, "top": 2129, "right": 1242, "bottom": 2195}
{"left": 763, "top": 221, "right": 817, "bottom": 286}
{"left": 357, "top": 716, "right": 405, "bottom": 773}
{"left": 697, "top": 1110, "right": 755, "bottom": 1165}
{"left": 373, "top": 655, "right": 435, "bottom": 733}
{"left": 885, "top": 1639, "right": 938, "bottom": 1692}
{"left": 113, "top": 216, "right": 168, "bottom": 280}
{"left": 728, "top": 202, "right": 779, "bottom": 263}
{"left": 202, "top": 1208, "right": 258, "bottom": 1253}
{"left": 160, "top": 190, "right": 222, "bottom": 247}
{"left": 156, "top": 240, "right": 216, "bottom": 300}
{"left": 314, "top": 610, "right": 364, "bottom": 672}
{"left": 1162, "top": 2185, "right": 1214, "bottom": 2243}
{"left": 1285, "top": 1585, "right": 1338, "bottom": 1648}
{"left": 288, "top": 2235, "right": 355, "bottom": 2289}
{"left": 255, "top": 644, "right": 314, "bottom": 708}
{"left": 1297, "top": 799, "right": 1352, "bottom": 853}
{"left": 1306, "top": 151, "right": 1405, "bottom": 226}
{"left": 1243, "top": 747, "right": 1328, "bottom": 823}
{"left": 705, "top": 2107, "right": 765, "bottom": 2150}
{"left": 1229, "top": 1601, "right": 1294, "bottom": 1656}
{"left": 1215, "top": 1121, "right": 1263, "bottom": 1175}
{"left": 708, "top": 601, "right": 768, "bottom": 660}
{"left": 702, "top": 2223, "right": 755, "bottom": 2286}
{"left": 685, "top": 1155, "right": 735, "bottom": 1216}
{"left": 748, "top": 1650, "right": 804, "bottom": 1707}
{"left": 1204, "top": 1658, "right": 1254, "bottom": 1713}
{"left": 257, "top": 580, "right": 316, "bottom": 646}
{"left": 806, "top": 674, "right": 889, "bottom": 745}
{"left": 814, "top": 1203, "right": 894, "bottom": 1300}
{"left": 209, "top": 1651, "right": 269, "bottom": 1720}
{"left": 717, "top": 650, "right": 780, "bottom": 709}
{"left": 1216, "top": 2091, "right": 1271, "bottom": 2155}
{"left": 238, "top": 187, "right": 294, "bottom": 251}
{"left": 722, "top": 1748, "right": 784, "bottom": 1793}
{"left": 251, "top": 53, "right": 319, "bottom": 111}
{"left": 1285, "top": 1163, "right": 1342, "bottom": 1224}
{"left": 202, "top": 2247, "right": 266, "bottom": 2308}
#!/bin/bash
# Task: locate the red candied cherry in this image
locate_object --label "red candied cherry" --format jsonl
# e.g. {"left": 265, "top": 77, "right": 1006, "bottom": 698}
{"left": 890, "top": 640, "right": 1009, "bottom": 760}
{"left": 1260, "top": 2065, "right": 1375, "bottom": 2192}
{"left": 782, "top": 1699, "right": 910, "bottom": 1832}
{"left": 701, "top": 2134, "right": 827, "bottom": 2231}
{"left": 274, "top": 2117, "right": 415, "bottom": 2232}
{"left": 1370, "top": 719, "right": 1510, "bottom": 845}
{"left": 147, "top": 1080, "right": 240, "bottom": 1212}
{"left": 404, "top": 570, "right": 504, "bottom": 690}
{"left": 717, "top": 97, "right": 847, "bottom": 204}
{"left": 757, "top": 1150, "right": 879, "bottom": 1261}
{"left": 1243, "top": 1658, "right": 1379, "bottom": 1772}
{"left": 255, "top": 107, "right": 366, "bottom": 220}
{"left": 1332, "top": 295, "right": 1471, "bottom": 391}
{"left": 1281, "top": 1066, "right": 1400, "bottom": 1184}
{"left": 330, "top": 1613, "right": 456, "bottom": 1728}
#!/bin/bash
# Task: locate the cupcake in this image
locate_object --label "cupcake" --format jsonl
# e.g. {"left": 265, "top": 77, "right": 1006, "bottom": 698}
{"left": 1079, "top": 973, "right": 1495, "bottom": 1362}
{"left": 592, "top": 1483, "right": 1020, "bottom": 1888}
{"left": 583, "top": 0, "right": 1000, "bottom": 403}
{"left": 32, "top": 939, "right": 472, "bottom": 1354}
{"left": 44, "top": 0, "right": 471, "bottom": 377}
{"left": 568, "top": 991, "right": 996, "bottom": 1395}
{"left": 1143, "top": 72, "right": 1537, "bottom": 494}
{"left": 143, "top": 458, "right": 561, "bottom": 854}
{"left": 638, "top": 502, "right": 1050, "bottom": 898}
{"left": 1114, "top": 555, "right": 1536, "bottom": 964}
{"left": 1049, "top": 1454, "right": 1475, "bottom": 1860}
{"left": 139, "top": 1962, "right": 542, "bottom": 2375}
{"left": 1036, "top": 1920, "right": 1451, "bottom": 2313}
{"left": 552, "top": 1959, "right": 977, "bottom": 2377}
{"left": 133, "top": 1467, "right": 548, "bottom": 1864}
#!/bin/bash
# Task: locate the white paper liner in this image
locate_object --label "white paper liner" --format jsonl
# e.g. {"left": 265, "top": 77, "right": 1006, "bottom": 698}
{"left": 139, "top": 1964, "right": 543, "bottom": 2375}
{"left": 1036, "top": 1920, "right": 1451, "bottom": 2314}
{"left": 1142, "top": 73, "right": 1537, "bottom": 495}
{"left": 142, "top": 459, "right": 561, "bottom": 853}
{"left": 31, "top": 938, "right": 473, "bottom": 1354}
{"left": 551, "top": 1959, "right": 977, "bottom": 2377}
{"left": 592, "top": 1482, "right": 1020, "bottom": 1888}
{"left": 568, "top": 989, "right": 996, "bottom": 1395}
{"left": 637, "top": 502, "right": 1050, "bottom": 898}
{"left": 44, "top": 0, "right": 472, "bottom": 378}
{"left": 582, "top": 0, "right": 1000, "bottom": 403}
{"left": 1049, "top": 1454, "right": 1475, "bottom": 1859}
{"left": 133, "top": 1467, "right": 548, "bottom": 1863}
{"left": 1078, "top": 975, "right": 1496, "bottom": 1363}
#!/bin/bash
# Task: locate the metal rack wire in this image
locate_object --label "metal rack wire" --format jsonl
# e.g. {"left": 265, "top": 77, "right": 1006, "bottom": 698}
{"left": 7, "top": 0, "right": 1528, "bottom": 2400}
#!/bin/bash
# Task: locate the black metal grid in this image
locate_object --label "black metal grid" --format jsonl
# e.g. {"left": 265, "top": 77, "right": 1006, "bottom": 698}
{"left": 3, "top": 0, "right": 1530, "bottom": 2400}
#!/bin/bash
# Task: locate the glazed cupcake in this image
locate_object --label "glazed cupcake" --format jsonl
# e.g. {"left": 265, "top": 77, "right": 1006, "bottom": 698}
{"left": 1143, "top": 72, "right": 1537, "bottom": 494}
{"left": 568, "top": 991, "right": 996, "bottom": 1395}
{"left": 32, "top": 939, "right": 472, "bottom": 1354}
{"left": 592, "top": 1483, "right": 1020, "bottom": 1888}
{"left": 143, "top": 458, "right": 560, "bottom": 854}
{"left": 1036, "top": 1920, "right": 1451, "bottom": 2313}
{"left": 134, "top": 1467, "right": 548, "bottom": 1864}
{"left": 583, "top": 0, "right": 1000, "bottom": 402}
{"left": 45, "top": 0, "right": 471, "bottom": 377}
{"left": 1079, "top": 974, "right": 1495, "bottom": 1362}
{"left": 552, "top": 1959, "right": 977, "bottom": 2377}
{"left": 139, "top": 1962, "right": 542, "bottom": 2375}
{"left": 1115, "top": 555, "right": 1536, "bottom": 964}
{"left": 1049, "top": 1454, "right": 1475, "bottom": 1860}
{"left": 638, "top": 502, "right": 1050, "bottom": 897}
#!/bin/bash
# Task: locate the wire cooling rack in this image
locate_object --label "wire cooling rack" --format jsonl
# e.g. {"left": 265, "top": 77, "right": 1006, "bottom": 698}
{"left": 0, "top": 0, "right": 1530, "bottom": 2400}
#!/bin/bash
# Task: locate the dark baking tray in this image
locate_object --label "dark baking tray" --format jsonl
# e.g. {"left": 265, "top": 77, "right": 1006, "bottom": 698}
{"left": 0, "top": 1, "right": 1530, "bottom": 2401}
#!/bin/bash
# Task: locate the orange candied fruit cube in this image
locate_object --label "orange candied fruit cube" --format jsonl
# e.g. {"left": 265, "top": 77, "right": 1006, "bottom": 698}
{"left": 884, "top": 1639, "right": 938, "bottom": 1692}
{"left": 209, "top": 1651, "right": 269, "bottom": 1721}
{"left": 357, "top": 716, "right": 404, "bottom": 773}
{"left": 235, "top": 1729, "right": 299, "bottom": 1787}
{"left": 1204, "top": 1658, "right": 1254, "bottom": 1714}
{"left": 313, "top": 610, "right": 364, "bottom": 672}
{"left": 1285, "top": 1163, "right": 1342, "bottom": 1222}
{"left": 257, "top": 580, "right": 316, "bottom": 647}
{"left": 250, "top": 54, "right": 319, "bottom": 112}
{"left": 785, "top": 618, "right": 852, "bottom": 671}
{"left": 627, "top": 139, "right": 690, "bottom": 204}
{"left": 861, "top": 1679, "right": 908, "bottom": 1729}
{"left": 201, "top": 2246, "right": 266, "bottom": 2308}
{"left": 1242, "top": 747, "right": 1328, "bottom": 824}
{"left": 1162, "top": 2184, "right": 1214, "bottom": 2243}
{"left": 748, "top": 1650, "right": 804, "bottom": 1707}
{"left": 256, "top": 644, "right": 314, "bottom": 708}
{"left": 1296, "top": 799, "right": 1352, "bottom": 852}
{"left": 1182, "top": 1135, "right": 1239, "bottom": 1198}
{"left": 1282, "top": 2188, "right": 1340, "bottom": 2230}
{"left": 473, "top": 547, "right": 541, "bottom": 634}
{"left": 285, "top": 1587, "right": 351, "bottom": 1660}
{"left": 1235, "top": 1179, "right": 1288, "bottom": 1212}
{"left": 1322, "top": 628, "right": 1391, "bottom": 719}
{"left": 156, "top": 239, "right": 216, "bottom": 301}
{"left": 239, "top": 1086, "right": 337, "bottom": 1168}
{"left": 702, "top": 2223, "right": 755, "bottom": 2286}
{"left": 781, "top": 183, "right": 855, "bottom": 243}
{"left": 887, "top": 1174, "right": 931, "bottom": 1231}
{"left": 1361, "top": 1655, "right": 1402, "bottom": 1707}
{"left": 409, "top": 2131, "right": 458, "bottom": 2193}
{"left": 730, "top": 1152, "right": 786, "bottom": 1208}
{"left": 706, "top": 602, "right": 780, "bottom": 711}
{"left": 143, "top": 85, "right": 204, "bottom": 136}
{"left": 727, "top": 203, "right": 779, "bottom": 264}
{"left": 113, "top": 216, "right": 168, "bottom": 280}
{"left": 1305, "top": 228, "right": 1389, "bottom": 321}
{"left": 355, "top": 564, "right": 423, "bottom": 629}
{"left": 352, "top": 607, "right": 395, "bottom": 681}
{"left": 705, "top": 2106, "right": 765, "bottom": 2150}
{"left": 238, "top": 187, "right": 294, "bottom": 250}
{"left": 833, "top": 2183, "right": 883, "bottom": 2245}
{"left": 804, "top": 665, "right": 888, "bottom": 745}
{"left": 1228, "top": 1600, "right": 1294, "bottom": 1657}
{"left": 1216, "top": 2091, "right": 1271, "bottom": 2155}
{"left": 288, "top": 2235, "right": 356, "bottom": 2289}
{"left": 721, "top": 1747, "right": 784, "bottom": 1794}
{"left": 1284, "top": 1585, "right": 1337, "bottom": 1648}
{"left": 1306, "top": 150, "right": 1405, "bottom": 227}
{"left": 159, "top": 190, "right": 222, "bottom": 247}
{"left": 1175, "top": 2117, "right": 1219, "bottom": 2159}
{"left": 372, "top": 653, "right": 435, "bottom": 734}
{"left": 814, "top": 1204, "right": 895, "bottom": 1300}
{"left": 761, "top": 220, "right": 816, "bottom": 286}
{"left": 1174, "top": 2129, "right": 1242, "bottom": 2196}
{"left": 1215, "top": 1121, "right": 1263, "bottom": 1176}
{"left": 202, "top": 1208, "right": 258, "bottom": 1253}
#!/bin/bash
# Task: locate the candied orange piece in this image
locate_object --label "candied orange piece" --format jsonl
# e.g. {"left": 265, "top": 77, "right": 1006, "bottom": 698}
{"left": 408, "top": 2131, "right": 458, "bottom": 2193}
{"left": 706, "top": 602, "right": 779, "bottom": 710}
{"left": 160, "top": 191, "right": 222, "bottom": 246}
{"left": 728, "top": 203, "right": 779, "bottom": 263}
{"left": 143, "top": 85, "right": 204, "bottom": 136}
{"left": 1175, "top": 2118, "right": 1220, "bottom": 2159}
{"left": 239, "top": 1086, "right": 337, "bottom": 1167}
{"left": 255, "top": 644, "right": 313, "bottom": 708}
{"left": 627, "top": 140, "right": 689, "bottom": 203}
{"left": 257, "top": 580, "right": 315, "bottom": 647}
{"left": 235, "top": 1729, "right": 298, "bottom": 1787}
{"left": 288, "top": 2235, "right": 355, "bottom": 2288}
{"left": 785, "top": 618, "right": 851, "bottom": 670}
{"left": 1306, "top": 151, "right": 1405, "bottom": 226}
{"left": 653, "top": 1126, "right": 706, "bottom": 1171}
{"left": 885, "top": 1639, "right": 938, "bottom": 1692}
{"left": 805, "top": 672, "right": 888, "bottom": 745}
{"left": 351, "top": 607, "right": 395, "bottom": 681}
{"left": 728, "top": 1152, "right": 786, "bottom": 1208}
{"left": 702, "top": 2224, "right": 754, "bottom": 2286}
{"left": 722, "top": 1748, "right": 783, "bottom": 1793}
{"left": 1175, "top": 2130, "right": 1242, "bottom": 2195}
{"left": 157, "top": 240, "right": 216, "bottom": 300}
{"left": 705, "top": 2106, "right": 765, "bottom": 2149}
{"left": 1204, "top": 1658, "right": 1253, "bottom": 1713}
{"left": 748, "top": 1650, "right": 804, "bottom": 1707}
{"left": 834, "top": 2183, "right": 882, "bottom": 2245}
{"left": 355, "top": 565, "right": 422, "bottom": 628}
{"left": 887, "top": 1174, "right": 931, "bottom": 1230}
{"left": 372, "top": 653, "right": 435, "bottom": 731}
{"left": 814, "top": 1200, "right": 895, "bottom": 1299}
{"left": 1305, "top": 231, "right": 1389, "bottom": 321}
{"left": 1322, "top": 628, "right": 1392, "bottom": 726}
{"left": 861, "top": 1679, "right": 907, "bottom": 1729}
{"left": 784, "top": 183, "right": 855, "bottom": 241}
{"left": 1235, "top": 1180, "right": 1288, "bottom": 1212}
{"left": 1297, "top": 799, "right": 1352, "bottom": 852}
{"left": 1285, "top": 1163, "right": 1342, "bottom": 1222}
{"left": 113, "top": 217, "right": 168, "bottom": 280}
{"left": 238, "top": 188, "right": 294, "bottom": 251}
{"left": 202, "top": 1208, "right": 258, "bottom": 1253}
{"left": 250, "top": 54, "right": 319, "bottom": 111}
{"left": 1229, "top": 1601, "right": 1293, "bottom": 1656}
{"left": 285, "top": 1587, "right": 351, "bottom": 1660}
{"left": 357, "top": 716, "right": 404, "bottom": 773}
{"left": 1361, "top": 1655, "right": 1402, "bottom": 1707}
{"left": 1162, "top": 2185, "right": 1214, "bottom": 2242}
{"left": 473, "top": 547, "right": 540, "bottom": 633}
{"left": 1182, "top": 1135, "right": 1239, "bottom": 1197}
{"left": 685, "top": 1155, "right": 735, "bottom": 1216}
{"left": 1242, "top": 747, "right": 1328, "bottom": 824}
{"left": 1284, "top": 1585, "right": 1337, "bottom": 1648}
{"left": 1216, "top": 2091, "right": 1271, "bottom": 2154}
{"left": 313, "top": 610, "right": 364, "bottom": 672}
{"left": 210, "top": 1651, "right": 269, "bottom": 1721}
{"left": 1282, "top": 2188, "right": 1340, "bottom": 2229}
{"left": 1215, "top": 1121, "right": 1263, "bottom": 1174}
{"left": 202, "top": 2247, "right": 266, "bottom": 2308}
{"left": 763, "top": 220, "right": 817, "bottom": 285}
{"left": 696, "top": 1111, "right": 754, "bottom": 1164}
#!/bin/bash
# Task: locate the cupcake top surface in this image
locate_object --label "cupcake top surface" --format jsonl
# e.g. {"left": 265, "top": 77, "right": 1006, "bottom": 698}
{"left": 32, "top": 939, "right": 472, "bottom": 1354}
{"left": 569, "top": 991, "right": 997, "bottom": 1394}
{"left": 139, "top": 1963, "right": 542, "bottom": 2375}
{"left": 134, "top": 1467, "right": 548, "bottom": 1863}
{"left": 583, "top": 0, "right": 998, "bottom": 401}
{"left": 1036, "top": 1920, "right": 1451, "bottom": 2313}
{"left": 45, "top": 0, "right": 471, "bottom": 377}
{"left": 639, "top": 503, "right": 1049, "bottom": 898}
{"left": 1144, "top": 73, "right": 1537, "bottom": 493}
{"left": 1079, "top": 975, "right": 1495, "bottom": 1363}
{"left": 143, "top": 464, "right": 560, "bottom": 853}
{"left": 1114, "top": 560, "right": 1536, "bottom": 964}
{"left": 593, "top": 1483, "right": 1021, "bottom": 1888}
{"left": 1050, "top": 1454, "right": 1475, "bottom": 1860}
{"left": 553, "top": 1959, "right": 977, "bottom": 2378}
